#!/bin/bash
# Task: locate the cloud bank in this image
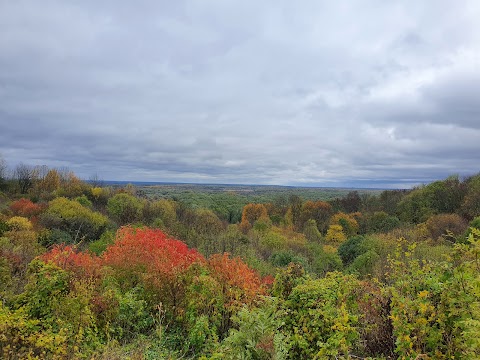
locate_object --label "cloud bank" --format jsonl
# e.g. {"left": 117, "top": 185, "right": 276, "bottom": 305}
{"left": 1, "top": 0, "right": 479, "bottom": 188}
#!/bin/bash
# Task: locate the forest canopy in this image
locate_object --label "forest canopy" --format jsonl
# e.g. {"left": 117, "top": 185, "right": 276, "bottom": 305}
{"left": 1, "top": 157, "right": 480, "bottom": 359}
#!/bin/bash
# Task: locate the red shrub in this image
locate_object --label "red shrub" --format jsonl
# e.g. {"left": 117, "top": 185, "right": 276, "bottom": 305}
{"left": 102, "top": 227, "right": 205, "bottom": 313}
{"left": 0, "top": 249, "right": 23, "bottom": 275}
{"left": 10, "top": 198, "right": 43, "bottom": 218}
{"left": 262, "top": 275, "right": 275, "bottom": 288}
{"left": 102, "top": 226, "right": 204, "bottom": 275}
{"left": 40, "top": 226, "right": 267, "bottom": 329}
{"left": 41, "top": 245, "right": 101, "bottom": 279}
{"left": 208, "top": 253, "right": 265, "bottom": 309}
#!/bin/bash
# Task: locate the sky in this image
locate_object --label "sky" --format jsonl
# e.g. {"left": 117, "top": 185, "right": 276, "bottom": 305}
{"left": 1, "top": 0, "right": 479, "bottom": 188}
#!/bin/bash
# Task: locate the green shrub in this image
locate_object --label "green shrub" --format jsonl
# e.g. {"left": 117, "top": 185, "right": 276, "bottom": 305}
{"left": 110, "top": 288, "right": 154, "bottom": 341}
{"left": 88, "top": 230, "right": 115, "bottom": 255}
{"left": 107, "top": 193, "right": 143, "bottom": 225}
{"left": 41, "top": 197, "right": 108, "bottom": 242}
{"left": 38, "top": 229, "right": 73, "bottom": 247}
{"left": 16, "top": 260, "right": 70, "bottom": 319}
{"left": 75, "top": 194, "right": 93, "bottom": 208}
{"left": 347, "top": 250, "right": 380, "bottom": 277}
{"left": 302, "top": 219, "right": 322, "bottom": 242}
{"left": 0, "top": 220, "right": 10, "bottom": 236}
{"left": 338, "top": 235, "right": 365, "bottom": 265}
{"left": 269, "top": 251, "right": 307, "bottom": 268}
{"left": 278, "top": 272, "right": 360, "bottom": 359}
{"left": 271, "top": 263, "right": 307, "bottom": 300}
{"left": 387, "top": 234, "right": 480, "bottom": 358}
{"left": 367, "top": 211, "right": 401, "bottom": 233}
{"left": 222, "top": 300, "right": 278, "bottom": 359}
{"left": 307, "top": 243, "right": 342, "bottom": 276}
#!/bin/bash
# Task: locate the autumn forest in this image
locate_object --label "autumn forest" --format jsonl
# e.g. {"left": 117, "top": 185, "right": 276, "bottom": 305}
{"left": 1, "top": 157, "right": 480, "bottom": 359}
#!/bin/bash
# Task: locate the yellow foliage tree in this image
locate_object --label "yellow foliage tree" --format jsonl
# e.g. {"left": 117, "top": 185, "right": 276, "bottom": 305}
{"left": 4, "top": 216, "right": 42, "bottom": 265}
{"left": 330, "top": 212, "right": 359, "bottom": 237}
{"left": 91, "top": 187, "right": 103, "bottom": 200}
{"left": 6, "top": 216, "right": 33, "bottom": 231}
{"left": 37, "top": 169, "right": 61, "bottom": 194}
{"left": 325, "top": 224, "right": 347, "bottom": 244}
{"left": 60, "top": 172, "right": 86, "bottom": 198}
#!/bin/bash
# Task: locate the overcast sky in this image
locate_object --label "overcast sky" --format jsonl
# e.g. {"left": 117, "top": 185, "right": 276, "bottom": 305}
{"left": 1, "top": 1, "right": 479, "bottom": 188}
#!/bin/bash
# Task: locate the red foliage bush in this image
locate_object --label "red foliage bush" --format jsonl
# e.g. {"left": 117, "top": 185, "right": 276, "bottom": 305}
{"left": 102, "top": 227, "right": 205, "bottom": 314}
{"left": 102, "top": 226, "right": 204, "bottom": 275}
{"left": 10, "top": 198, "right": 43, "bottom": 218}
{"left": 262, "top": 275, "right": 275, "bottom": 288}
{"left": 40, "top": 226, "right": 266, "bottom": 331}
{"left": 41, "top": 245, "right": 101, "bottom": 279}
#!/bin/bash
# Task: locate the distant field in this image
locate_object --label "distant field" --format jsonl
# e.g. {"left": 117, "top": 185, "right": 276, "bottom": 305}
{"left": 103, "top": 181, "right": 383, "bottom": 202}
{"left": 100, "top": 181, "right": 383, "bottom": 223}
{"left": 140, "top": 184, "right": 381, "bottom": 200}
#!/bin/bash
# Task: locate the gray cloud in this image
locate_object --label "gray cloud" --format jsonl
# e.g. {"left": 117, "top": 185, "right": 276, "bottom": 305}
{"left": 1, "top": 0, "right": 479, "bottom": 188}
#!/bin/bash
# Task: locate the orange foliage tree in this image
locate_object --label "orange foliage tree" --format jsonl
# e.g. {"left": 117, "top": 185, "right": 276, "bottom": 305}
{"left": 208, "top": 253, "right": 264, "bottom": 307}
{"left": 239, "top": 203, "right": 268, "bottom": 233}
{"left": 207, "top": 252, "right": 265, "bottom": 336}
{"left": 300, "top": 200, "right": 333, "bottom": 233}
